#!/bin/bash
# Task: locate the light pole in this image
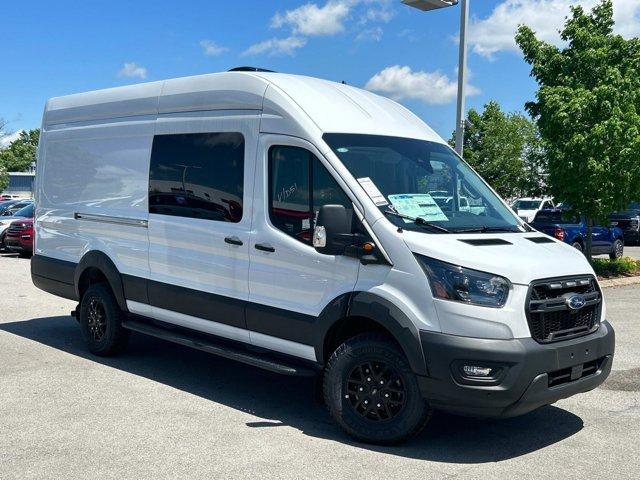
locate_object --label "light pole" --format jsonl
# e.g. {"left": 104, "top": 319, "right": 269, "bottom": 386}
{"left": 401, "top": 0, "right": 469, "bottom": 157}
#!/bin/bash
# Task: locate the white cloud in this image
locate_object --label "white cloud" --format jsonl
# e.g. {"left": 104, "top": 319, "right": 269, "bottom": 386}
{"left": 199, "top": 40, "right": 229, "bottom": 56}
{"left": 365, "top": 65, "right": 480, "bottom": 105}
{"left": 271, "top": 1, "right": 352, "bottom": 36}
{"left": 250, "top": 1, "right": 392, "bottom": 55}
{"left": 360, "top": 1, "right": 395, "bottom": 24}
{"left": 118, "top": 62, "right": 147, "bottom": 79}
{"left": 356, "top": 26, "right": 383, "bottom": 42}
{"left": 0, "top": 130, "right": 21, "bottom": 149}
{"left": 242, "top": 36, "right": 308, "bottom": 56}
{"left": 469, "top": 0, "right": 640, "bottom": 59}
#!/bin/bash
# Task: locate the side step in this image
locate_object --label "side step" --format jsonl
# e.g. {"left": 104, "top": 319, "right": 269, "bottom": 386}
{"left": 121, "top": 319, "right": 318, "bottom": 377}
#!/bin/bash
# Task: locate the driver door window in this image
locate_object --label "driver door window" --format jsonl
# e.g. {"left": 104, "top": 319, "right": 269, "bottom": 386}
{"left": 269, "top": 145, "right": 352, "bottom": 244}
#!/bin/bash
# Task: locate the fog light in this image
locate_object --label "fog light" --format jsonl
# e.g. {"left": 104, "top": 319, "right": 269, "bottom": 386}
{"left": 462, "top": 365, "right": 493, "bottom": 377}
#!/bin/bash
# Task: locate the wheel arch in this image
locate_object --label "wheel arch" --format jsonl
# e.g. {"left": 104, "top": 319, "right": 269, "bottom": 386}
{"left": 315, "top": 292, "right": 428, "bottom": 376}
{"left": 74, "top": 251, "right": 128, "bottom": 311}
{"left": 571, "top": 236, "right": 584, "bottom": 247}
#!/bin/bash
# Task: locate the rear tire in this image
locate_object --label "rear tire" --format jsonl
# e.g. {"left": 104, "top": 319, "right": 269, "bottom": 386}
{"left": 79, "top": 283, "right": 130, "bottom": 356}
{"left": 572, "top": 241, "right": 583, "bottom": 252}
{"left": 323, "top": 333, "right": 431, "bottom": 445}
{"left": 609, "top": 239, "right": 624, "bottom": 260}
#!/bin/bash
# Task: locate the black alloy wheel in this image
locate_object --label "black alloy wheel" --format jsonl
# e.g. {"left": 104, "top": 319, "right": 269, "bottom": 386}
{"left": 323, "top": 333, "right": 431, "bottom": 445}
{"left": 345, "top": 361, "right": 406, "bottom": 421}
{"left": 79, "top": 283, "right": 130, "bottom": 356}
{"left": 86, "top": 298, "right": 108, "bottom": 342}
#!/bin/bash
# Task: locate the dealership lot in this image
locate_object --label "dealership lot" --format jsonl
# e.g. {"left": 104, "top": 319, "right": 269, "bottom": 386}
{"left": 0, "top": 254, "right": 639, "bottom": 480}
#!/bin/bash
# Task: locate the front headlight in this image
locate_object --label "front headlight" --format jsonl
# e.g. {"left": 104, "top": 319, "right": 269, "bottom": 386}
{"left": 416, "top": 255, "right": 511, "bottom": 308}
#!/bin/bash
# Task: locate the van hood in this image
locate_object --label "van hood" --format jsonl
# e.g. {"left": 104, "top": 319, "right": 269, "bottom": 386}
{"left": 402, "top": 231, "right": 594, "bottom": 285}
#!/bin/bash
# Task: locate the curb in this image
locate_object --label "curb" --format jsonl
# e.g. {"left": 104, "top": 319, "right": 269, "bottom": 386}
{"left": 599, "top": 276, "right": 640, "bottom": 288}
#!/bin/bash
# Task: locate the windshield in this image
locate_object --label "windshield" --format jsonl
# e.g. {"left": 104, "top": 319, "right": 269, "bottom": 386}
{"left": 12, "top": 204, "right": 34, "bottom": 217}
{"left": 628, "top": 201, "right": 640, "bottom": 210}
{"left": 512, "top": 200, "right": 542, "bottom": 210}
{"left": 323, "top": 134, "right": 524, "bottom": 234}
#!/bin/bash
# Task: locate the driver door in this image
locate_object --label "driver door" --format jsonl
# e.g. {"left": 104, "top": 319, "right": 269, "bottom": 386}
{"left": 246, "top": 135, "right": 360, "bottom": 359}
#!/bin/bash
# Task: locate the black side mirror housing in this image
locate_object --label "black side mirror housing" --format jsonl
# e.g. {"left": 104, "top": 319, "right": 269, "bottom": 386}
{"left": 313, "top": 205, "right": 352, "bottom": 255}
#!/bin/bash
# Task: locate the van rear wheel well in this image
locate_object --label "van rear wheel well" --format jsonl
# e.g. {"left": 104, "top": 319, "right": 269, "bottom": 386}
{"left": 78, "top": 267, "right": 110, "bottom": 301}
{"left": 322, "top": 316, "right": 403, "bottom": 364}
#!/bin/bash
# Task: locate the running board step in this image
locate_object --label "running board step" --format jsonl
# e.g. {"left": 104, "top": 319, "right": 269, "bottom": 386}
{"left": 121, "top": 319, "right": 318, "bottom": 377}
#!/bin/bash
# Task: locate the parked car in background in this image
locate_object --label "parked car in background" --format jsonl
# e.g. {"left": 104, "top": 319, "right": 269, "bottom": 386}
{"left": 5, "top": 212, "right": 34, "bottom": 257}
{"left": 511, "top": 197, "right": 555, "bottom": 223}
{"left": 1, "top": 200, "right": 32, "bottom": 217}
{"left": 0, "top": 201, "right": 34, "bottom": 251}
{"left": 610, "top": 201, "right": 640, "bottom": 245}
{"left": 0, "top": 199, "right": 21, "bottom": 215}
{"left": 531, "top": 209, "right": 624, "bottom": 259}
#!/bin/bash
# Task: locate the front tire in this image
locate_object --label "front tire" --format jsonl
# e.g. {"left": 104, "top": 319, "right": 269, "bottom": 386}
{"left": 323, "top": 333, "right": 431, "bottom": 445}
{"left": 572, "top": 241, "right": 583, "bottom": 252}
{"left": 610, "top": 239, "right": 624, "bottom": 260}
{"left": 79, "top": 283, "right": 130, "bottom": 356}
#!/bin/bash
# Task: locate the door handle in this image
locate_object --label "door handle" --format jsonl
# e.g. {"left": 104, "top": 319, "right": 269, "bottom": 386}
{"left": 224, "top": 236, "right": 243, "bottom": 246}
{"left": 255, "top": 243, "right": 275, "bottom": 253}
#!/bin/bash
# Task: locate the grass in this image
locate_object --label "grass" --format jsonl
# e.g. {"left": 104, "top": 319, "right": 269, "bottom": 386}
{"left": 592, "top": 256, "right": 640, "bottom": 278}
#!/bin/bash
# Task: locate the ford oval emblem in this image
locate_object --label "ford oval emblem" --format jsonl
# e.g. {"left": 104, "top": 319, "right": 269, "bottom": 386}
{"left": 566, "top": 294, "right": 587, "bottom": 310}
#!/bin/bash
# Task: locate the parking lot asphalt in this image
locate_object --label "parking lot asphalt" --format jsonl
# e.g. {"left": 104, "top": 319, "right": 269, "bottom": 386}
{"left": 596, "top": 245, "right": 640, "bottom": 260}
{"left": 0, "top": 254, "right": 639, "bottom": 480}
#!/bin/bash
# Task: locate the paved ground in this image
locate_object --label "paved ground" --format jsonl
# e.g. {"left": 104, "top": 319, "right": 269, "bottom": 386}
{"left": 0, "top": 255, "right": 638, "bottom": 480}
{"left": 595, "top": 245, "right": 640, "bottom": 260}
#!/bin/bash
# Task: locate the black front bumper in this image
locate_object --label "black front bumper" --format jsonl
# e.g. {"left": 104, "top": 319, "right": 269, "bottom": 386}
{"left": 417, "top": 321, "right": 615, "bottom": 418}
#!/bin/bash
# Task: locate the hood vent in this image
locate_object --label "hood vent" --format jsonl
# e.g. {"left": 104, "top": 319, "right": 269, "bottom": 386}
{"left": 459, "top": 238, "right": 512, "bottom": 246}
{"left": 527, "top": 236, "right": 555, "bottom": 244}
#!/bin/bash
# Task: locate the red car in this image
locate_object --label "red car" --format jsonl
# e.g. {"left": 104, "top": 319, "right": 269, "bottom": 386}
{"left": 5, "top": 207, "right": 34, "bottom": 257}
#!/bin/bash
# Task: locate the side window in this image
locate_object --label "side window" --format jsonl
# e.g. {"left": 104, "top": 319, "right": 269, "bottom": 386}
{"left": 269, "top": 146, "right": 352, "bottom": 244}
{"left": 149, "top": 132, "right": 244, "bottom": 222}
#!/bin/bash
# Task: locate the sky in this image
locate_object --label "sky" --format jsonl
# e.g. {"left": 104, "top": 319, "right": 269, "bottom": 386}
{"left": 1, "top": 0, "right": 639, "bottom": 141}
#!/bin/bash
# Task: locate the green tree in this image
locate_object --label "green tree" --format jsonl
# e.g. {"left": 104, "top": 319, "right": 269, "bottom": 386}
{"left": 0, "top": 165, "right": 8, "bottom": 192}
{"left": 451, "top": 101, "right": 547, "bottom": 199}
{"left": 0, "top": 128, "right": 40, "bottom": 172}
{"left": 516, "top": 0, "right": 640, "bottom": 259}
{"left": 0, "top": 118, "right": 10, "bottom": 191}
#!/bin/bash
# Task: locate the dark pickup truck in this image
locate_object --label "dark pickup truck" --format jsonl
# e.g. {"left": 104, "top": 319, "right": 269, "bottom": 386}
{"left": 531, "top": 209, "right": 624, "bottom": 259}
{"left": 610, "top": 202, "right": 640, "bottom": 245}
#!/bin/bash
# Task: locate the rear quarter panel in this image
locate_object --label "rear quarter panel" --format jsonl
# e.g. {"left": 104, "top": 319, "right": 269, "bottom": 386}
{"left": 35, "top": 117, "right": 153, "bottom": 279}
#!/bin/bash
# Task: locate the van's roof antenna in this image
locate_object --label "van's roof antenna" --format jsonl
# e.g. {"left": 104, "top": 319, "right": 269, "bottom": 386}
{"left": 341, "top": 80, "right": 347, "bottom": 85}
{"left": 229, "top": 66, "right": 275, "bottom": 72}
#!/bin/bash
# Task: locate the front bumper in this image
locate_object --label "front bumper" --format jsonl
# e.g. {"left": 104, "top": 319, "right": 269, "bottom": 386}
{"left": 417, "top": 321, "right": 615, "bottom": 418}
{"left": 5, "top": 236, "right": 33, "bottom": 253}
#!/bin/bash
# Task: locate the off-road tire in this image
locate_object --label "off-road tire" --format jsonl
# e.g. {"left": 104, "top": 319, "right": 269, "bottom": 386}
{"left": 323, "top": 333, "right": 431, "bottom": 445}
{"left": 79, "top": 283, "right": 130, "bottom": 356}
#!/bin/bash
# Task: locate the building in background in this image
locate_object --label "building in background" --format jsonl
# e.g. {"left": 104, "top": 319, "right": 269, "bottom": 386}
{"left": 1, "top": 172, "right": 35, "bottom": 198}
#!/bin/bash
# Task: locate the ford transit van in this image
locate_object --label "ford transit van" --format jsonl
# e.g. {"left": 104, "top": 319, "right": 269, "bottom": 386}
{"left": 32, "top": 69, "right": 614, "bottom": 444}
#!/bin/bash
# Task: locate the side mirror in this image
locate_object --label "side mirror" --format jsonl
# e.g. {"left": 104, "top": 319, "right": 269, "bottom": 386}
{"left": 313, "top": 204, "right": 351, "bottom": 255}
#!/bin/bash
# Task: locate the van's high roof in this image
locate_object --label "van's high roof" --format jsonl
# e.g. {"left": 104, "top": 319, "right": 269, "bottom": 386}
{"left": 43, "top": 71, "right": 443, "bottom": 144}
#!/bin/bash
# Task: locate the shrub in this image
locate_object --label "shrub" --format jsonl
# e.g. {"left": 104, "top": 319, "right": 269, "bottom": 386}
{"left": 592, "top": 257, "right": 640, "bottom": 278}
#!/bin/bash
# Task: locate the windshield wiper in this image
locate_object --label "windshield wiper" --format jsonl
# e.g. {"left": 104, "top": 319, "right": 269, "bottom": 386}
{"left": 382, "top": 209, "right": 451, "bottom": 233}
{"left": 453, "top": 226, "right": 522, "bottom": 233}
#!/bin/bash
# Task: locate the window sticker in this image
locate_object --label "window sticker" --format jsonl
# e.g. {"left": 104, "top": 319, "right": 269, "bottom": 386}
{"left": 357, "top": 177, "right": 388, "bottom": 206}
{"left": 388, "top": 193, "right": 449, "bottom": 222}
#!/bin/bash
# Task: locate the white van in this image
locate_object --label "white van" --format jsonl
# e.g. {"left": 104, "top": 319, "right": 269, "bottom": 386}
{"left": 32, "top": 69, "right": 614, "bottom": 444}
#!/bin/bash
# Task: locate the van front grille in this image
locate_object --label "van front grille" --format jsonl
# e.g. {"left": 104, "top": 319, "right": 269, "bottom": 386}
{"left": 526, "top": 276, "right": 601, "bottom": 343}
